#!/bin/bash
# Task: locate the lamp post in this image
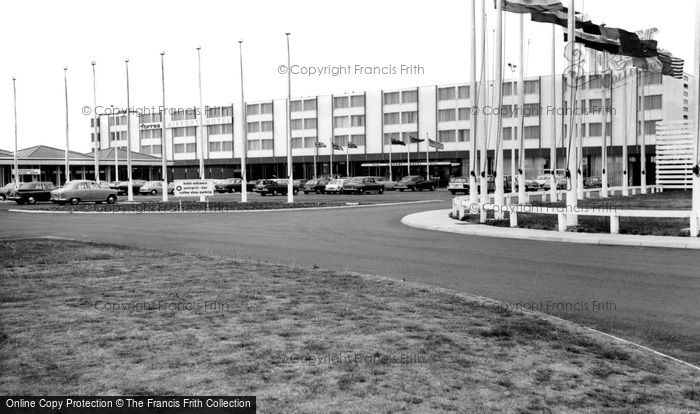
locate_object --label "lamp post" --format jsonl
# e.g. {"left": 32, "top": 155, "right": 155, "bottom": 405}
{"left": 160, "top": 52, "right": 168, "bottom": 202}
{"left": 91, "top": 61, "right": 100, "bottom": 182}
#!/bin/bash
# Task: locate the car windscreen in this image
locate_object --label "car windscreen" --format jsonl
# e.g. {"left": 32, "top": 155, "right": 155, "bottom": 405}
{"left": 450, "top": 178, "right": 468, "bottom": 183}
{"left": 18, "top": 183, "right": 38, "bottom": 189}
{"left": 347, "top": 178, "right": 363, "bottom": 183}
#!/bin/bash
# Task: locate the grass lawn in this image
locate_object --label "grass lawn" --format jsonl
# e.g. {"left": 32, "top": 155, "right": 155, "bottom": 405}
{"left": 1, "top": 239, "right": 699, "bottom": 412}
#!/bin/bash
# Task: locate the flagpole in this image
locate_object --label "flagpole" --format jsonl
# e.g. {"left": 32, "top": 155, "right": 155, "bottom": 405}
{"left": 115, "top": 136, "right": 119, "bottom": 182}
{"left": 196, "top": 47, "right": 206, "bottom": 202}
{"left": 238, "top": 40, "right": 248, "bottom": 202}
{"left": 125, "top": 59, "right": 133, "bottom": 202}
{"left": 577, "top": 90, "right": 584, "bottom": 199}
{"left": 426, "top": 133, "right": 430, "bottom": 181}
{"left": 479, "top": 0, "right": 488, "bottom": 206}
{"left": 517, "top": 13, "right": 526, "bottom": 203}
{"left": 388, "top": 140, "right": 392, "bottom": 181}
{"left": 493, "top": 0, "right": 504, "bottom": 218}
{"left": 639, "top": 68, "right": 647, "bottom": 194}
{"left": 12, "top": 77, "right": 19, "bottom": 187}
{"left": 549, "top": 24, "right": 558, "bottom": 202}
{"left": 622, "top": 67, "right": 629, "bottom": 196}
{"left": 692, "top": 0, "right": 700, "bottom": 235}
{"left": 91, "top": 61, "right": 100, "bottom": 182}
{"left": 64, "top": 67, "right": 70, "bottom": 184}
{"left": 313, "top": 141, "right": 318, "bottom": 178}
{"left": 468, "top": 0, "right": 478, "bottom": 201}
{"left": 346, "top": 145, "right": 350, "bottom": 177}
{"left": 406, "top": 138, "right": 410, "bottom": 177}
{"left": 565, "top": 0, "right": 578, "bottom": 226}
{"left": 600, "top": 52, "right": 609, "bottom": 198}
{"left": 285, "top": 33, "right": 294, "bottom": 201}
{"left": 160, "top": 52, "right": 168, "bottom": 202}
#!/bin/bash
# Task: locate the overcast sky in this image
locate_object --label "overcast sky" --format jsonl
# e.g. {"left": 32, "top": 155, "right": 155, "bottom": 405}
{"left": 0, "top": 0, "right": 696, "bottom": 153}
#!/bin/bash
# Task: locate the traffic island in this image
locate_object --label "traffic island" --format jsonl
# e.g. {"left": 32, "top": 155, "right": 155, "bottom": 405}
{"left": 2, "top": 238, "right": 699, "bottom": 411}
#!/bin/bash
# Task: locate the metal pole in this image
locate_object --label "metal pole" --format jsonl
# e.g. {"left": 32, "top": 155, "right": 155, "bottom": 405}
{"left": 12, "top": 77, "right": 19, "bottom": 187}
{"left": 313, "top": 144, "right": 317, "bottom": 178}
{"left": 469, "top": 0, "right": 478, "bottom": 201}
{"left": 238, "top": 41, "right": 248, "bottom": 202}
{"left": 125, "top": 60, "right": 133, "bottom": 202}
{"left": 91, "top": 62, "right": 100, "bottom": 182}
{"left": 479, "top": 0, "right": 488, "bottom": 204}
{"left": 622, "top": 67, "right": 629, "bottom": 196}
{"left": 601, "top": 53, "right": 609, "bottom": 198}
{"left": 196, "top": 47, "right": 206, "bottom": 202}
{"left": 426, "top": 133, "right": 430, "bottom": 181}
{"left": 693, "top": 0, "right": 700, "bottom": 231}
{"left": 160, "top": 52, "right": 168, "bottom": 202}
{"left": 565, "top": 0, "right": 578, "bottom": 226}
{"left": 517, "top": 14, "right": 526, "bottom": 203}
{"left": 406, "top": 139, "right": 410, "bottom": 176}
{"left": 64, "top": 67, "right": 70, "bottom": 184}
{"left": 577, "top": 94, "right": 584, "bottom": 199}
{"left": 549, "top": 25, "right": 558, "bottom": 202}
{"left": 285, "top": 33, "right": 294, "bottom": 201}
{"left": 388, "top": 141, "right": 392, "bottom": 181}
{"left": 640, "top": 68, "right": 648, "bottom": 194}
{"left": 346, "top": 146, "right": 350, "bottom": 177}
{"left": 494, "top": 0, "right": 504, "bottom": 218}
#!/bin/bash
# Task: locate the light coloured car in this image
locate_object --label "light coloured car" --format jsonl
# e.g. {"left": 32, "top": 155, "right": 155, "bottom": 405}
{"left": 0, "top": 183, "right": 16, "bottom": 201}
{"left": 532, "top": 174, "right": 551, "bottom": 188}
{"left": 374, "top": 177, "right": 397, "bottom": 191}
{"left": 51, "top": 180, "right": 118, "bottom": 205}
{"left": 448, "top": 177, "right": 470, "bottom": 195}
{"left": 139, "top": 181, "right": 174, "bottom": 195}
{"left": 324, "top": 178, "right": 348, "bottom": 195}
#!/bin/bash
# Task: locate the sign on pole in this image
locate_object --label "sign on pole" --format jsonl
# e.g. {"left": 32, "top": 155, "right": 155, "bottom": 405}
{"left": 173, "top": 180, "right": 214, "bottom": 197}
{"left": 12, "top": 169, "right": 41, "bottom": 176}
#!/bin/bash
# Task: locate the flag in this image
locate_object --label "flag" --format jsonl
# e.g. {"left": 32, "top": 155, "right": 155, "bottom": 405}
{"left": 499, "top": 0, "right": 564, "bottom": 14}
{"left": 347, "top": 142, "right": 358, "bottom": 149}
{"left": 332, "top": 143, "right": 343, "bottom": 151}
{"left": 390, "top": 138, "right": 406, "bottom": 146}
{"left": 564, "top": 27, "right": 657, "bottom": 59}
{"left": 657, "top": 52, "right": 684, "bottom": 79}
{"left": 410, "top": 136, "right": 425, "bottom": 144}
{"left": 428, "top": 139, "right": 444, "bottom": 150}
{"left": 315, "top": 141, "right": 326, "bottom": 148}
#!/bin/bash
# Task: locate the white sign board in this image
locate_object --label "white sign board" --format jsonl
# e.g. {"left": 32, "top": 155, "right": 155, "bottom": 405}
{"left": 12, "top": 169, "right": 41, "bottom": 175}
{"left": 173, "top": 180, "right": 214, "bottom": 197}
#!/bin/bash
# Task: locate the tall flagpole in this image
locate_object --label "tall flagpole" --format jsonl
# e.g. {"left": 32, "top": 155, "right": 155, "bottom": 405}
{"left": 64, "top": 67, "right": 71, "bottom": 184}
{"left": 426, "top": 133, "right": 430, "bottom": 181}
{"left": 406, "top": 138, "right": 410, "bottom": 176}
{"left": 12, "top": 77, "right": 19, "bottom": 187}
{"left": 692, "top": 0, "right": 700, "bottom": 233}
{"left": 285, "top": 33, "right": 294, "bottom": 202}
{"left": 196, "top": 47, "right": 206, "bottom": 202}
{"left": 517, "top": 14, "right": 526, "bottom": 203}
{"left": 469, "top": 0, "right": 478, "bottom": 201}
{"left": 549, "top": 25, "right": 558, "bottom": 202}
{"left": 493, "top": 0, "right": 504, "bottom": 218}
{"left": 313, "top": 141, "right": 318, "bottom": 178}
{"left": 91, "top": 62, "right": 100, "bottom": 182}
{"left": 479, "top": 0, "right": 488, "bottom": 205}
{"left": 346, "top": 145, "right": 350, "bottom": 177}
{"left": 639, "top": 68, "right": 648, "bottom": 194}
{"left": 160, "top": 52, "right": 169, "bottom": 202}
{"left": 622, "top": 67, "right": 629, "bottom": 196}
{"left": 577, "top": 90, "right": 584, "bottom": 199}
{"left": 565, "top": 0, "right": 578, "bottom": 226}
{"left": 238, "top": 41, "right": 248, "bottom": 202}
{"left": 388, "top": 140, "right": 392, "bottom": 181}
{"left": 600, "top": 52, "right": 609, "bottom": 197}
{"left": 125, "top": 60, "right": 133, "bottom": 202}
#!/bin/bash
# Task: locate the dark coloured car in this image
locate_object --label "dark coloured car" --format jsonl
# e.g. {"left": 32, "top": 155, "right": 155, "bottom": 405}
{"left": 303, "top": 178, "right": 330, "bottom": 194}
{"left": 7, "top": 182, "right": 56, "bottom": 204}
{"left": 258, "top": 179, "right": 300, "bottom": 196}
{"left": 0, "top": 183, "right": 16, "bottom": 201}
{"left": 110, "top": 180, "right": 147, "bottom": 195}
{"left": 395, "top": 176, "right": 437, "bottom": 192}
{"left": 584, "top": 176, "right": 602, "bottom": 188}
{"left": 342, "top": 177, "right": 384, "bottom": 195}
{"left": 215, "top": 178, "right": 256, "bottom": 193}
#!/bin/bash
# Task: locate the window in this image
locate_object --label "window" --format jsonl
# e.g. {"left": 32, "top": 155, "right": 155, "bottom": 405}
{"left": 260, "top": 121, "right": 273, "bottom": 132}
{"left": 139, "top": 129, "right": 162, "bottom": 139}
{"left": 438, "top": 109, "right": 456, "bottom": 122}
{"left": 383, "top": 112, "right": 400, "bottom": 125}
{"left": 524, "top": 80, "right": 539, "bottom": 95}
{"left": 171, "top": 109, "right": 196, "bottom": 121}
{"left": 437, "top": 87, "right": 456, "bottom": 101}
{"left": 402, "top": 111, "right": 417, "bottom": 124}
{"left": 222, "top": 142, "right": 233, "bottom": 152}
{"left": 643, "top": 95, "right": 662, "bottom": 110}
{"left": 140, "top": 113, "right": 162, "bottom": 123}
{"left": 152, "top": 145, "right": 162, "bottom": 155}
{"left": 383, "top": 92, "right": 400, "bottom": 105}
{"left": 247, "top": 122, "right": 260, "bottom": 133}
{"left": 290, "top": 100, "right": 303, "bottom": 112}
{"left": 90, "top": 118, "right": 101, "bottom": 127}
{"left": 207, "top": 124, "right": 231, "bottom": 135}
{"left": 351, "top": 134, "right": 365, "bottom": 146}
{"left": 639, "top": 120, "right": 659, "bottom": 135}
{"left": 260, "top": 103, "right": 273, "bottom": 114}
{"left": 334, "top": 116, "right": 349, "bottom": 128}
{"left": 588, "top": 123, "right": 602, "bottom": 137}
{"left": 140, "top": 145, "right": 151, "bottom": 154}
{"left": 261, "top": 139, "right": 274, "bottom": 150}
{"left": 291, "top": 137, "right": 303, "bottom": 149}
{"left": 209, "top": 142, "right": 222, "bottom": 152}
{"left": 290, "top": 119, "right": 303, "bottom": 130}
{"left": 438, "top": 130, "right": 456, "bottom": 142}
{"left": 383, "top": 132, "right": 399, "bottom": 144}
{"left": 351, "top": 115, "right": 365, "bottom": 127}
{"left": 588, "top": 75, "right": 602, "bottom": 89}
{"left": 503, "top": 127, "right": 513, "bottom": 140}
{"left": 523, "top": 103, "right": 540, "bottom": 117}
{"left": 334, "top": 135, "right": 349, "bottom": 147}
{"left": 303, "top": 99, "right": 317, "bottom": 111}
{"left": 247, "top": 140, "right": 260, "bottom": 151}
{"left": 501, "top": 105, "right": 514, "bottom": 118}
{"left": 246, "top": 104, "right": 259, "bottom": 115}
{"left": 524, "top": 126, "right": 540, "bottom": 140}
{"left": 458, "top": 108, "right": 470, "bottom": 121}
{"left": 174, "top": 143, "right": 193, "bottom": 154}
{"left": 172, "top": 126, "right": 196, "bottom": 137}
{"left": 304, "top": 137, "right": 317, "bottom": 148}
{"left": 304, "top": 118, "right": 317, "bottom": 129}
{"left": 503, "top": 82, "right": 513, "bottom": 96}
{"left": 351, "top": 95, "right": 365, "bottom": 107}
{"left": 458, "top": 129, "right": 470, "bottom": 142}
{"left": 401, "top": 132, "right": 417, "bottom": 141}
{"left": 334, "top": 96, "right": 349, "bottom": 108}
{"left": 458, "top": 86, "right": 469, "bottom": 100}
{"left": 402, "top": 90, "right": 418, "bottom": 103}
{"left": 206, "top": 106, "right": 231, "bottom": 118}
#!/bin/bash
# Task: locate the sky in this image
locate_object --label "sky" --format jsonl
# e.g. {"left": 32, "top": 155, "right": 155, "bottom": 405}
{"left": 0, "top": 0, "right": 696, "bottom": 153}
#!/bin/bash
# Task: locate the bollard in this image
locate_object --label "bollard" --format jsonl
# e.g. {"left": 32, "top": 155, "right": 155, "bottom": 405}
{"left": 479, "top": 203, "right": 487, "bottom": 223}
{"left": 610, "top": 215, "right": 620, "bottom": 234}
{"left": 557, "top": 213, "right": 567, "bottom": 232}
{"left": 458, "top": 202, "right": 465, "bottom": 220}
{"left": 691, "top": 213, "right": 699, "bottom": 238}
{"left": 510, "top": 210, "right": 518, "bottom": 228}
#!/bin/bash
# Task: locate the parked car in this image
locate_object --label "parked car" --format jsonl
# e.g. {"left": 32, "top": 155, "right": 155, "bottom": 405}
{"left": 215, "top": 178, "right": 255, "bottom": 193}
{"left": 7, "top": 182, "right": 56, "bottom": 204}
{"left": 447, "top": 177, "right": 470, "bottom": 195}
{"left": 374, "top": 177, "right": 397, "bottom": 191}
{"left": 395, "top": 176, "right": 437, "bottom": 192}
{"left": 532, "top": 174, "right": 551, "bottom": 188}
{"left": 514, "top": 176, "right": 540, "bottom": 192}
{"left": 342, "top": 177, "right": 384, "bottom": 194}
{"left": 258, "top": 179, "right": 299, "bottom": 196}
{"left": 584, "top": 176, "right": 602, "bottom": 188}
{"left": 303, "top": 178, "right": 330, "bottom": 194}
{"left": 110, "top": 180, "right": 147, "bottom": 195}
{"left": 51, "top": 180, "right": 118, "bottom": 205}
{"left": 139, "top": 181, "right": 174, "bottom": 195}
{"left": 293, "top": 179, "right": 309, "bottom": 188}
{"left": 542, "top": 174, "right": 567, "bottom": 191}
{"left": 0, "top": 183, "right": 16, "bottom": 201}
{"left": 324, "top": 178, "right": 348, "bottom": 194}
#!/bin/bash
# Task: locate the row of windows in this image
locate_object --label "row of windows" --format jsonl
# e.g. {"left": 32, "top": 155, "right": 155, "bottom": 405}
{"left": 140, "top": 145, "right": 162, "bottom": 155}
{"left": 561, "top": 121, "right": 659, "bottom": 138}
{"left": 208, "top": 141, "right": 234, "bottom": 152}
{"left": 501, "top": 126, "right": 541, "bottom": 140}
{"left": 438, "top": 108, "right": 471, "bottom": 122}
{"left": 208, "top": 124, "right": 233, "bottom": 135}
{"left": 139, "top": 129, "right": 163, "bottom": 139}
{"left": 383, "top": 90, "right": 418, "bottom": 105}
{"left": 437, "top": 129, "right": 470, "bottom": 143}
{"left": 171, "top": 109, "right": 198, "bottom": 121}
{"left": 333, "top": 115, "right": 365, "bottom": 128}
{"left": 174, "top": 143, "right": 197, "bottom": 154}
{"left": 108, "top": 116, "right": 127, "bottom": 126}
{"left": 207, "top": 106, "right": 232, "bottom": 118}
{"left": 247, "top": 121, "right": 274, "bottom": 133}
{"left": 437, "top": 86, "right": 470, "bottom": 101}
{"left": 173, "top": 126, "right": 197, "bottom": 138}
{"left": 140, "top": 113, "right": 162, "bottom": 123}
{"left": 290, "top": 99, "right": 318, "bottom": 112}
{"left": 247, "top": 139, "right": 274, "bottom": 151}
{"left": 384, "top": 111, "right": 418, "bottom": 125}
{"left": 110, "top": 131, "right": 127, "bottom": 141}
{"left": 333, "top": 135, "right": 366, "bottom": 147}
{"left": 246, "top": 103, "right": 273, "bottom": 115}
{"left": 334, "top": 95, "right": 365, "bottom": 108}
{"left": 291, "top": 118, "right": 318, "bottom": 130}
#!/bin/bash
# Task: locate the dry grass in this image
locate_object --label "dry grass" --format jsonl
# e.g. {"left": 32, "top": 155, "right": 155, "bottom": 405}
{"left": 1, "top": 239, "right": 699, "bottom": 413}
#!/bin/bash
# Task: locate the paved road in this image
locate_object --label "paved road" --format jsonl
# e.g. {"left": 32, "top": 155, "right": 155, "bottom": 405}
{"left": 1, "top": 193, "right": 699, "bottom": 364}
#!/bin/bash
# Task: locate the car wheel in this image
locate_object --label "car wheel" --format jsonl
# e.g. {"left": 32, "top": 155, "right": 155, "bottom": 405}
{"left": 70, "top": 198, "right": 80, "bottom": 205}
{"left": 106, "top": 195, "right": 116, "bottom": 204}
{"left": 26, "top": 196, "right": 37, "bottom": 205}
{"left": 378, "top": 188, "right": 384, "bottom": 194}
{"left": 293, "top": 189, "right": 299, "bottom": 195}
{"left": 429, "top": 185, "right": 436, "bottom": 191}
{"left": 0, "top": 194, "right": 5, "bottom": 201}
{"left": 151, "top": 190, "right": 158, "bottom": 195}
{"left": 272, "top": 190, "right": 279, "bottom": 196}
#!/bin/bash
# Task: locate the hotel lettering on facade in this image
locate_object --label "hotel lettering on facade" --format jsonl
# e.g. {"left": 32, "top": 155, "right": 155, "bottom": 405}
{"left": 85, "top": 70, "right": 693, "bottom": 185}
